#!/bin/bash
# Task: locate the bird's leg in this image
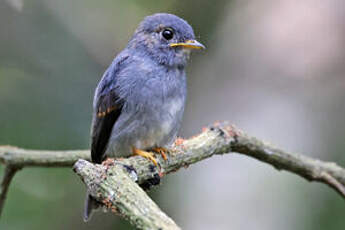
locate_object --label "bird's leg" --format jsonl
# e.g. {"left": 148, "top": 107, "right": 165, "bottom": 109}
{"left": 152, "top": 147, "right": 168, "bottom": 161}
{"left": 132, "top": 147, "right": 158, "bottom": 166}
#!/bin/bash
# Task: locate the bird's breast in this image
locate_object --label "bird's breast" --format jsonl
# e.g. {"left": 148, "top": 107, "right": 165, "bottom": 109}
{"left": 160, "top": 97, "right": 184, "bottom": 133}
{"left": 121, "top": 65, "right": 186, "bottom": 149}
{"left": 136, "top": 90, "right": 185, "bottom": 149}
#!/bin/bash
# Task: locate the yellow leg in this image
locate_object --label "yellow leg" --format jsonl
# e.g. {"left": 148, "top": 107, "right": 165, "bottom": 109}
{"left": 132, "top": 147, "right": 158, "bottom": 166}
{"left": 152, "top": 147, "right": 168, "bottom": 161}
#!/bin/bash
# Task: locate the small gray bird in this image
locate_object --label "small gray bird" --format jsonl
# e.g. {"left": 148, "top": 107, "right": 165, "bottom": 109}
{"left": 84, "top": 13, "right": 205, "bottom": 221}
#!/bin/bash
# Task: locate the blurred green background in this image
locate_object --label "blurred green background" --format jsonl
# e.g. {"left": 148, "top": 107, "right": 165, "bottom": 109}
{"left": 1, "top": 0, "right": 345, "bottom": 229}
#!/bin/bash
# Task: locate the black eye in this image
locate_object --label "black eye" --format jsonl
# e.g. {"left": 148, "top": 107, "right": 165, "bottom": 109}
{"left": 162, "top": 28, "right": 174, "bottom": 40}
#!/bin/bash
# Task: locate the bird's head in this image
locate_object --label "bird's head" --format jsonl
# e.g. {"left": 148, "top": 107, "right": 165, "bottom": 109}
{"left": 128, "top": 13, "right": 205, "bottom": 68}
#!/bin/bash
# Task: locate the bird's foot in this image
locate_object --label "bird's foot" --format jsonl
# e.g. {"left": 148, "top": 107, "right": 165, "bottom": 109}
{"left": 132, "top": 147, "right": 158, "bottom": 166}
{"left": 152, "top": 147, "right": 168, "bottom": 161}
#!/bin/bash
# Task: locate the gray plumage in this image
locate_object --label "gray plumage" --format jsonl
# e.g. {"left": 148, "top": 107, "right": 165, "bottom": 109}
{"left": 84, "top": 13, "right": 204, "bottom": 221}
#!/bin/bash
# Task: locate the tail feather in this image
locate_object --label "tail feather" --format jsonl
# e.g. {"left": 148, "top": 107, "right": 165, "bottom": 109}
{"left": 83, "top": 192, "right": 100, "bottom": 222}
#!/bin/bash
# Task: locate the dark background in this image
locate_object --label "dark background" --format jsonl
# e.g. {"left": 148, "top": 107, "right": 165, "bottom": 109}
{"left": 1, "top": 0, "right": 344, "bottom": 229}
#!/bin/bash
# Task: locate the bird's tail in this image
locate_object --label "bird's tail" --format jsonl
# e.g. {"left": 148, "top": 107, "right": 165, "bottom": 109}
{"left": 83, "top": 192, "right": 100, "bottom": 222}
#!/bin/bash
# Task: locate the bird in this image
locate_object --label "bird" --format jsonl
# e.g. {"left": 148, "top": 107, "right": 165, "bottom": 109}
{"left": 84, "top": 13, "right": 205, "bottom": 221}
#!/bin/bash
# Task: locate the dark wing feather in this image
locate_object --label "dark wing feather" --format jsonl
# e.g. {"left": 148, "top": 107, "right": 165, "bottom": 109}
{"left": 91, "top": 88, "right": 123, "bottom": 163}
{"left": 90, "top": 55, "right": 129, "bottom": 163}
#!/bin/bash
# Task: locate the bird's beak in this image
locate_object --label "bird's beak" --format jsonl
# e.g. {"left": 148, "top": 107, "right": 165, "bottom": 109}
{"left": 169, "top": 39, "right": 206, "bottom": 50}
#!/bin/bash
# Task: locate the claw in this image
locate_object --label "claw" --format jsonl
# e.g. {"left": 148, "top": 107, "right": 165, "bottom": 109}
{"left": 152, "top": 147, "right": 168, "bottom": 161}
{"left": 132, "top": 147, "right": 158, "bottom": 166}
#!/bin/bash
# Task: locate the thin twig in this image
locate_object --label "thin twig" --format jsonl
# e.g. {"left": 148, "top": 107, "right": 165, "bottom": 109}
{"left": 0, "top": 165, "right": 21, "bottom": 216}
{"left": 0, "top": 147, "right": 89, "bottom": 218}
{"left": 229, "top": 127, "right": 345, "bottom": 198}
{"left": 319, "top": 172, "right": 345, "bottom": 197}
{"left": 0, "top": 146, "right": 89, "bottom": 167}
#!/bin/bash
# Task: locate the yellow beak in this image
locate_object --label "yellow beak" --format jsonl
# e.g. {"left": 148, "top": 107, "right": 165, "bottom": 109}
{"left": 169, "top": 39, "right": 206, "bottom": 49}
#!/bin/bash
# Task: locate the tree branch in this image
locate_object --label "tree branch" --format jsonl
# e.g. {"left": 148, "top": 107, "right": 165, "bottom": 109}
{"left": 76, "top": 123, "right": 345, "bottom": 196}
{"left": 231, "top": 128, "right": 345, "bottom": 197}
{"left": 1, "top": 122, "right": 345, "bottom": 227}
{"left": 0, "top": 165, "right": 21, "bottom": 217}
{"left": 0, "top": 146, "right": 90, "bottom": 167}
{"left": 74, "top": 160, "right": 181, "bottom": 230}
{"left": 0, "top": 147, "right": 90, "bottom": 218}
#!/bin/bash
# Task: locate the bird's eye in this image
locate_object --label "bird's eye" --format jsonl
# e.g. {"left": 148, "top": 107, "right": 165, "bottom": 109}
{"left": 162, "top": 28, "right": 174, "bottom": 40}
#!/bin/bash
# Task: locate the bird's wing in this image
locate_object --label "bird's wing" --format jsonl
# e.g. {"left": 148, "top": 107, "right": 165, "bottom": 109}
{"left": 91, "top": 56, "right": 129, "bottom": 163}
{"left": 91, "top": 89, "right": 122, "bottom": 163}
